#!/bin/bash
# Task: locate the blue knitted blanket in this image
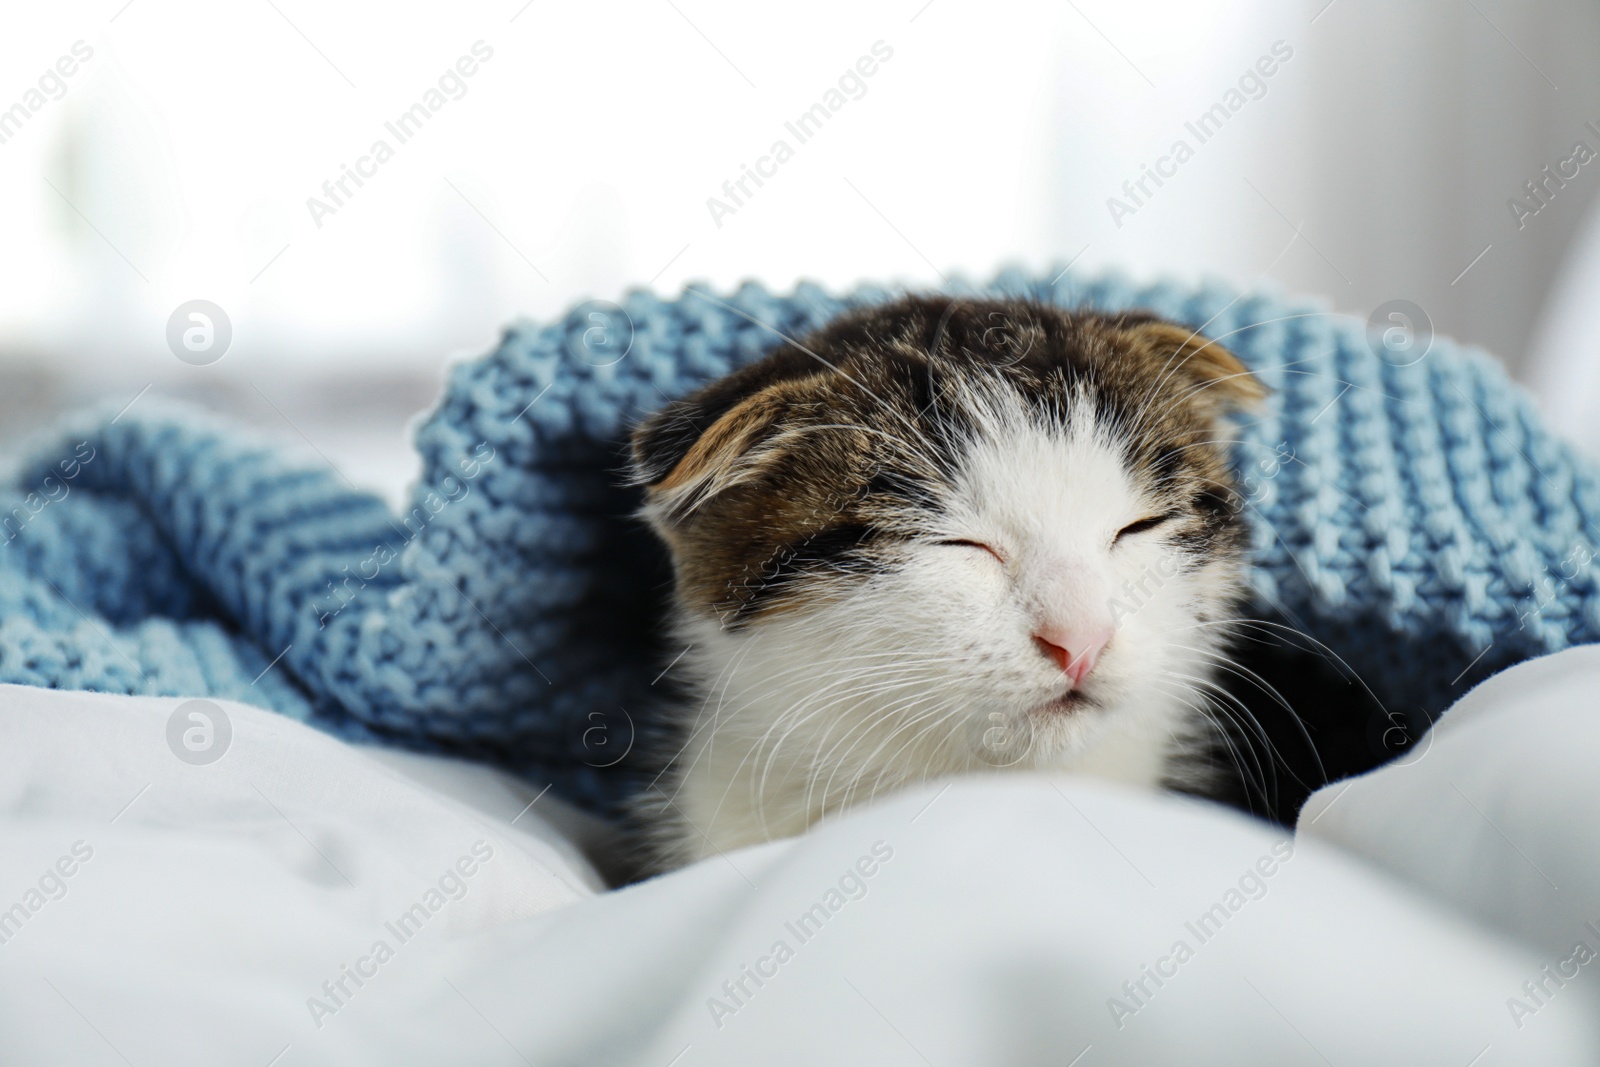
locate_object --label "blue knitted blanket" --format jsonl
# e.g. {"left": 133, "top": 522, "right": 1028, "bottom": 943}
{"left": 4, "top": 271, "right": 1597, "bottom": 809}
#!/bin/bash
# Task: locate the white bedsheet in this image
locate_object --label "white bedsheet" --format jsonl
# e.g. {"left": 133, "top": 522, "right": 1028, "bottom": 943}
{"left": 1301, "top": 644, "right": 1600, "bottom": 962}
{"left": 0, "top": 677, "right": 1596, "bottom": 1065}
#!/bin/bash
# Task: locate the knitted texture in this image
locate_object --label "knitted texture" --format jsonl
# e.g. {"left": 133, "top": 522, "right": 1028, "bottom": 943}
{"left": 3, "top": 270, "right": 1597, "bottom": 810}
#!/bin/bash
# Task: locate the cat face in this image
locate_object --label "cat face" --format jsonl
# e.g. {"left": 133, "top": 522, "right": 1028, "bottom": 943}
{"left": 632, "top": 297, "right": 1263, "bottom": 793}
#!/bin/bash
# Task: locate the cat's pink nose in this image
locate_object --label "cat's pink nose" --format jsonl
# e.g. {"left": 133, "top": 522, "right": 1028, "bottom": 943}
{"left": 1033, "top": 627, "right": 1112, "bottom": 685}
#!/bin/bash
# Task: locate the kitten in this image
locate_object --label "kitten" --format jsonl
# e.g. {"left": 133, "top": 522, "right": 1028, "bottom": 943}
{"left": 629, "top": 296, "right": 1265, "bottom": 873}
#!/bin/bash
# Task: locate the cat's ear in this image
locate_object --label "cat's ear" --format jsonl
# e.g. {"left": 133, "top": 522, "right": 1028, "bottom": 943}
{"left": 630, "top": 375, "right": 813, "bottom": 522}
{"left": 1121, "top": 319, "right": 1266, "bottom": 416}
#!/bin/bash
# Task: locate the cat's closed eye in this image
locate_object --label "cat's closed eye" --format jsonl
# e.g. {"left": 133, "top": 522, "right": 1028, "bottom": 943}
{"left": 933, "top": 538, "right": 1006, "bottom": 563}
{"left": 1113, "top": 513, "right": 1174, "bottom": 544}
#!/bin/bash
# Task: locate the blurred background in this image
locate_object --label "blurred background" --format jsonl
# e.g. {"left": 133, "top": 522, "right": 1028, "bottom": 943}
{"left": 5, "top": 0, "right": 1600, "bottom": 501}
